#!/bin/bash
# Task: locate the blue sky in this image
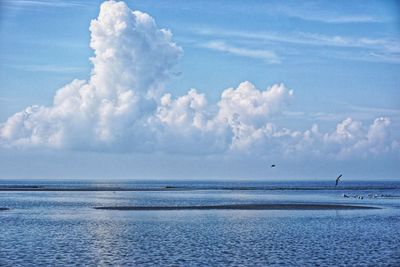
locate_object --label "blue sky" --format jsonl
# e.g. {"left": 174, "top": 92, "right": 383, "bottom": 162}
{"left": 0, "top": 0, "right": 399, "bottom": 180}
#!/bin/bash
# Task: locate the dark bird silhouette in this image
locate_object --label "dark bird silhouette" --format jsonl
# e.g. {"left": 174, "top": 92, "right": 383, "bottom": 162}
{"left": 335, "top": 174, "right": 342, "bottom": 187}
{"left": 270, "top": 164, "right": 276, "bottom": 168}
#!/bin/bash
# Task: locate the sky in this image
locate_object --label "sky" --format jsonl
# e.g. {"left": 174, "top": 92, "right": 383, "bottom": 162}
{"left": 0, "top": 0, "right": 399, "bottom": 180}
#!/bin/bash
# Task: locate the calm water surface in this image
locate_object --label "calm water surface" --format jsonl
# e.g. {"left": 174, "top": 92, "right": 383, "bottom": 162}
{"left": 1, "top": 180, "right": 400, "bottom": 266}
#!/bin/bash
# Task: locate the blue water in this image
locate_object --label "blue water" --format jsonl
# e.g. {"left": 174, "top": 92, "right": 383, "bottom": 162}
{"left": 1, "top": 180, "right": 400, "bottom": 266}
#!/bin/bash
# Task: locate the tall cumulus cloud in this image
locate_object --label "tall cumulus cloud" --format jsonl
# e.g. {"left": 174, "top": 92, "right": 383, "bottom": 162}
{"left": 0, "top": 0, "right": 398, "bottom": 160}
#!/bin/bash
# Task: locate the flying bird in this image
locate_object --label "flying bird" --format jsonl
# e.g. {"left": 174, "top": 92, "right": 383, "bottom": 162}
{"left": 270, "top": 164, "right": 276, "bottom": 168}
{"left": 335, "top": 174, "right": 342, "bottom": 187}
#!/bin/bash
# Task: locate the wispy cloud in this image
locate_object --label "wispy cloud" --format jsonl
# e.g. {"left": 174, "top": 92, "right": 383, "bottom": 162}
{"left": 0, "top": 97, "right": 15, "bottom": 103}
{"left": 12, "top": 64, "right": 86, "bottom": 74}
{"left": 327, "top": 50, "right": 400, "bottom": 64}
{"left": 305, "top": 104, "right": 400, "bottom": 122}
{"left": 1, "top": 0, "right": 91, "bottom": 9}
{"left": 346, "top": 103, "right": 400, "bottom": 119}
{"left": 195, "top": 28, "right": 400, "bottom": 64}
{"left": 202, "top": 41, "right": 280, "bottom": 64}
{"left": 282, "top": 101, "right": 400, "bottom": 123}
{"left": 303, "top": 15, "right": 383, "bottom": 24}
{"left": 271, "top": 1, "right": 389, "bottom": 24}
{"left": 278, "top": 8, "right": 385, "bottom": 24}
{"left": 198, "top": 28, "right": 400, "bottom": 50}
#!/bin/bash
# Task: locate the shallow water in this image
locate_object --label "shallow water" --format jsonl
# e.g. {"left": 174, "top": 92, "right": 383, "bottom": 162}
{"left": 1, "top": 180, "right": 400, "bottom": 266}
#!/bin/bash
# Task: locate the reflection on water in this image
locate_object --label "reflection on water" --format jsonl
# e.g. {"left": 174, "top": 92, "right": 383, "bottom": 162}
{"left": 1, "top": 181, "right": 400, "bottom": 266}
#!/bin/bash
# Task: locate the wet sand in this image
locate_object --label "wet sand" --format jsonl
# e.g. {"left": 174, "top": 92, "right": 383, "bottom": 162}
{"left": 94, "top": 203, "right": 378, "bottom": 211}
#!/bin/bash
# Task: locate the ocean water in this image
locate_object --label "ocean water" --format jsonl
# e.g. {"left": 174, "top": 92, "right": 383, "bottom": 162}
{"left": 1, "top": 180, "right": 400, "bottom": 266}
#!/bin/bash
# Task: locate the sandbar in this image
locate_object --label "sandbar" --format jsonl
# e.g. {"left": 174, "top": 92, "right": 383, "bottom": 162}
{"left": 94, "top": 203, "right": 378, "bottom": 211}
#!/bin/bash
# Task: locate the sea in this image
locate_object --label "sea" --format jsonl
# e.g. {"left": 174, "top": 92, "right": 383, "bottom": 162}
{"left": 1, "top": 180, "right": 399, "bottom": 266}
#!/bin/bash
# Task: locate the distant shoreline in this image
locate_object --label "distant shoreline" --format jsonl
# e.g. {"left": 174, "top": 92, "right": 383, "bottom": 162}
{"left": 94, "top": 204, "right": 378, "bottom": 211}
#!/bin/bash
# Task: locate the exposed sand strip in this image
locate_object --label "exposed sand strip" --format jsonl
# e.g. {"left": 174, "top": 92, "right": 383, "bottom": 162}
{"left": 94, "top": 204, "right": 378, "bottom": 211}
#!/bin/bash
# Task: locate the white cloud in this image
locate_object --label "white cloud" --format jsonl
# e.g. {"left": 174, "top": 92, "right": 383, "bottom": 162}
{"left": 224, "top": 116, "right": 397, "bottom": 159}
{"left": 156, "top": 89, "right": 209, "bottom": 130}
{"left": 0, "top": 0, "right": 182, "bottom": 150}
{"left": 217, "top": 81, "right": 293, "bottom": 127}
{"left": 0, "top": 0, "right": 398, "bottom": 161}
{"left": 150, "top": 81, "right": 294, "bottom": 154}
